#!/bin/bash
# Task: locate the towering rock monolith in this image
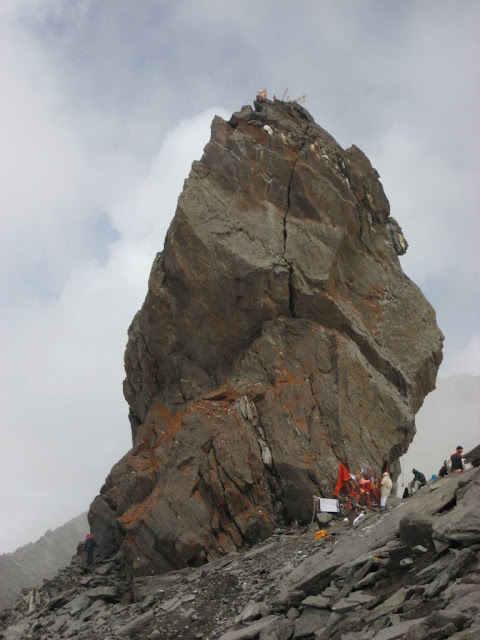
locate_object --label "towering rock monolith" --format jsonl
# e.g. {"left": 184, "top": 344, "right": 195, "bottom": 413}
{"left": 89, "top": 98, "right": 443, "bottom": 576}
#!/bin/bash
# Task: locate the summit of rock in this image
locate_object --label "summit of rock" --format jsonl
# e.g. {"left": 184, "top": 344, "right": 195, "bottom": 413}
{"left": 89, "top": 98, "right": 443, "bottom": 576}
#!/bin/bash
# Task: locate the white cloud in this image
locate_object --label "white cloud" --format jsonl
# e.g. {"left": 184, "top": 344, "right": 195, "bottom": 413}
{"left": 440, "top": 336, "right": 480, "bottom": 378}
{"left": 0, "top": 91, "right": 229, "bottom": 551}
{"left": 0, "top": 12, "right": 229, "bottom": 550}
{"left": 110, "top": 109, "right": 230, "bottom": 245}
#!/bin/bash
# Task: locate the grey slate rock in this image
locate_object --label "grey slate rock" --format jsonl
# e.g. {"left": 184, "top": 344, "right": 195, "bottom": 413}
{"left": 355, "top": 572, "right": 378, "bottom": 589}
{"left": 371, "top": 617, "right": 427, "bottom": 640}
{"left": 1, "top": 462, "right": 480, "bottom": 640}
{"left": 84, "top": 586, "right": 119, "bottom": 601}
{"left": 217, "top": 615, "right": 279, "bottom": 640}
{"left": 415, "top": 555, "right": 450, "bottom": 584}
{"left": 426, "top": 609, "right": 470, "bottom": 630}
{"left": 292, "top": 607, "right": 330, "bottom": 639}
{"left": 259, "top": 619, "right": 295, "bottom": 640}
{"left": 399, "top": 513, "right": 434, "bottom": 549}
{"left": 423, "top": 547, "right": 478, "bottom": 598}
{"left": 368, "top": 588, "right": 407, "bottom": 621}
{"left": 301, "top": 594, "right": 330, "bottom": 609}
{"left": 331, "top": 591, "right": 374, "bottom": 613}
{"left": 114, "top": 609, "right": 154, "bottom": 637}
{"left": 235, "top": 601, "right": 269, "bottom": 623}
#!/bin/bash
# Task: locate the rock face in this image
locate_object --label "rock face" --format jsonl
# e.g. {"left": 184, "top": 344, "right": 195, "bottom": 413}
{"left": 89, "top": 98, "right": 443, "bottom": 576}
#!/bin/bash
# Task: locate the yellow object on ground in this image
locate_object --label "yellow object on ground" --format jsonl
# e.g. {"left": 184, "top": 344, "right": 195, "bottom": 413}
{"left": 315, "top": 529, "right": 328, "bottom": 539}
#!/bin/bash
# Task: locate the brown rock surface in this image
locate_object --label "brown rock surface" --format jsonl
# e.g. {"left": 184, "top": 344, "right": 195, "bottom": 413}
{"left": 89, "top": 98, "right": 443, "bottom": 576}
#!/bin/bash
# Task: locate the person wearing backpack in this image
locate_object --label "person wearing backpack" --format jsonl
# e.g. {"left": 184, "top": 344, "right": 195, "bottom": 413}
{"left": 84, "top": 534, "right": 97, "bottom": 566}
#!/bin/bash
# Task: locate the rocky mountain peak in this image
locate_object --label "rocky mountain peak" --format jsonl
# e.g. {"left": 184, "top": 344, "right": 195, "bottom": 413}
{"left": 89, "top": 98, "right": 443, "bottom": 577}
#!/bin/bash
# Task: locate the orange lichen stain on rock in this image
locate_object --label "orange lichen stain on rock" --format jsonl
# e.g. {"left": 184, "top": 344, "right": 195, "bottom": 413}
{"left": 236, "top": 120, "right": 266, "bottom": 142}
{"left": 149, "top": 405, "right": 188, "bottom": 447}
{"left": 128, "top": 448, "right": 157, "bottom": 471}
{"left": 124, "top": 535, "right": 135, "bottom": 548}
{"left": 120, "top": 486, "right": 163, "bottom": 528}
{"left": 192, "top": 490, "right": 205, "bottom": 504}
{"left": 295, "top": 417, "right": 307, "bottom": 430}
{"left": 273, "top": 368, "right": 303, "bottom": 385}
{"left": 149, "top": 402, "right": 175, "bottom": 421}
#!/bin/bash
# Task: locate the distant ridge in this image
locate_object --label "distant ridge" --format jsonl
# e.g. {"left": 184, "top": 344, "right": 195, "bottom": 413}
{"left": 0, "top": 512, "right": 88, "bottom": 610}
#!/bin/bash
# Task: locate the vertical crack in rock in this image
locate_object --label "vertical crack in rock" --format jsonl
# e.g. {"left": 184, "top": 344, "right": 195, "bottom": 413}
{"left": 282, "top": 127, "right": 312, "bottom": 318}
{"left": 209, "top": 440, "right": 249, "bottom": 542}
{"left": 284, "top": 158, "right": 298, "bottom": 318}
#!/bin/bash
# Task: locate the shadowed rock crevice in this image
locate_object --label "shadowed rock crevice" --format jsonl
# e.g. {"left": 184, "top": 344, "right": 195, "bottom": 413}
{"left": 89, "top": 98, "right": 443, "bottom": 576}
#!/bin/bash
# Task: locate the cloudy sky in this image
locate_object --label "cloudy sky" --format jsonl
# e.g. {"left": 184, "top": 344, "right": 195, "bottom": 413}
{"left": 1, "top": 0, "right": 479, "bottom": 553}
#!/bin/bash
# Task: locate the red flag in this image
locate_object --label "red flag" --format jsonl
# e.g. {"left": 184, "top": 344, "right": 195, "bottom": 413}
{"left": 333, "top": 462, "right": 351, "bottom": 496}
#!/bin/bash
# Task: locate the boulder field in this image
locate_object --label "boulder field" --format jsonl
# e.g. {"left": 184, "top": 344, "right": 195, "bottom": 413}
{"left": 1, "top": 467, "right": 479, "bottom": 639}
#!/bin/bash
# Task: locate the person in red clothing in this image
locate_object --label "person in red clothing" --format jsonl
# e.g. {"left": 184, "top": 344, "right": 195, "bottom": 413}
{"left": 345, "top": 479, "right": 359, "bottom": 528}
{"left": 448, "top": 446, "right": 465, "bottom": 473}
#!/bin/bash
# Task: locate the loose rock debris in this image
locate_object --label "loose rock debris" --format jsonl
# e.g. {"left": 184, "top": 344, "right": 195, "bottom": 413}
{"left": 1, "top": 468, "right": 479, "bottom": 639}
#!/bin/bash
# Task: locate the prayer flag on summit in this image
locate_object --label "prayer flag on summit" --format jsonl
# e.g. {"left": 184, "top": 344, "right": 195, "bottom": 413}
{"left": 333, "top": 462, "right": 351, "bottom": 496}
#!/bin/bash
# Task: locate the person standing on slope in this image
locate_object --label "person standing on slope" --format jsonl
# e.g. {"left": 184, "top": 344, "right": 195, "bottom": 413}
{"left": 84, "top": 534, "right": 97, "bottom": 566}
{"left": 380, "top": 471, "right": 393, "bottom": 509}
{"left": 346, "top": 479, "right": 359, "bottom": 528}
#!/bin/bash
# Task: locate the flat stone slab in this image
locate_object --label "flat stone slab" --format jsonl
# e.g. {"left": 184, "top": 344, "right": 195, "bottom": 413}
{"left": 292, "top": 607, "right": 330, "bottom": 639}
{"left": 331, "top": 591, "right": 374, "bottom": 613}
{"left": 368, "top": 588, "right": 406, "bottom": 621}
{"left": 95, "top": 562, "right": 115, "bottom": 576}
{"left": 114, "top": 609, "right": 154, "bottom": 637}
{"left": 217, "top": 615, "right": 279, "bottom": 640}
{"left": 65, "top": 594, "right": 90, "bottom": 615}
{"left": 372, "top": 617, "right": 426, "bottom": 639}
{"left": 160, "top": 596, "right": 182, "bottom": 611}
{"left": 235, "top": 602, "right": 269, "bottom": 623}
{"left": 302, "top": 594, "right": 330, "bottom": 609}
{"left": 84, "top": 586, "right": 119, "bottom": 601}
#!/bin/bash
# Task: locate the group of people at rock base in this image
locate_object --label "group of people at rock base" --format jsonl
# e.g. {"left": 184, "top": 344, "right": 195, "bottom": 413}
{"left": 341, "top": 461, "right": 393, "bottom": 528}
{"left": 340, "top": 446, "right": 468, "bottom": 529}
{"left": 405, "top": 445, "right": 467, "bottom": 498}
{"left": 439, "top": 445, "right": 467, "bottom": 477}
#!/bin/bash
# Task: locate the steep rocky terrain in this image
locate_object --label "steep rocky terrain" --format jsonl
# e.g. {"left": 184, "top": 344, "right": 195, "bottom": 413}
{"left": 89, "top": 98, "right": 443, "bottom": 576}
{"left": 0, "top": 514, "right": 88, "bottom": 610}
{"left": 1, "top": 466, "right": 478, "bottom": 640}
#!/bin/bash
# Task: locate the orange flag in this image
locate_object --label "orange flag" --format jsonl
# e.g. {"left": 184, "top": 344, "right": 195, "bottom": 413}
{"left": 333, "top": 462, "right": 351, "bottom": 496}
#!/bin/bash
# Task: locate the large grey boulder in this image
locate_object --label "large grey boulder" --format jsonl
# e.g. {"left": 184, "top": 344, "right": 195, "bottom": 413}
{"left": 89, "top": 98, "right": 443, "bottom": 577}
{"left": 399, "top": 513, "right": 434, "bottom": 549}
